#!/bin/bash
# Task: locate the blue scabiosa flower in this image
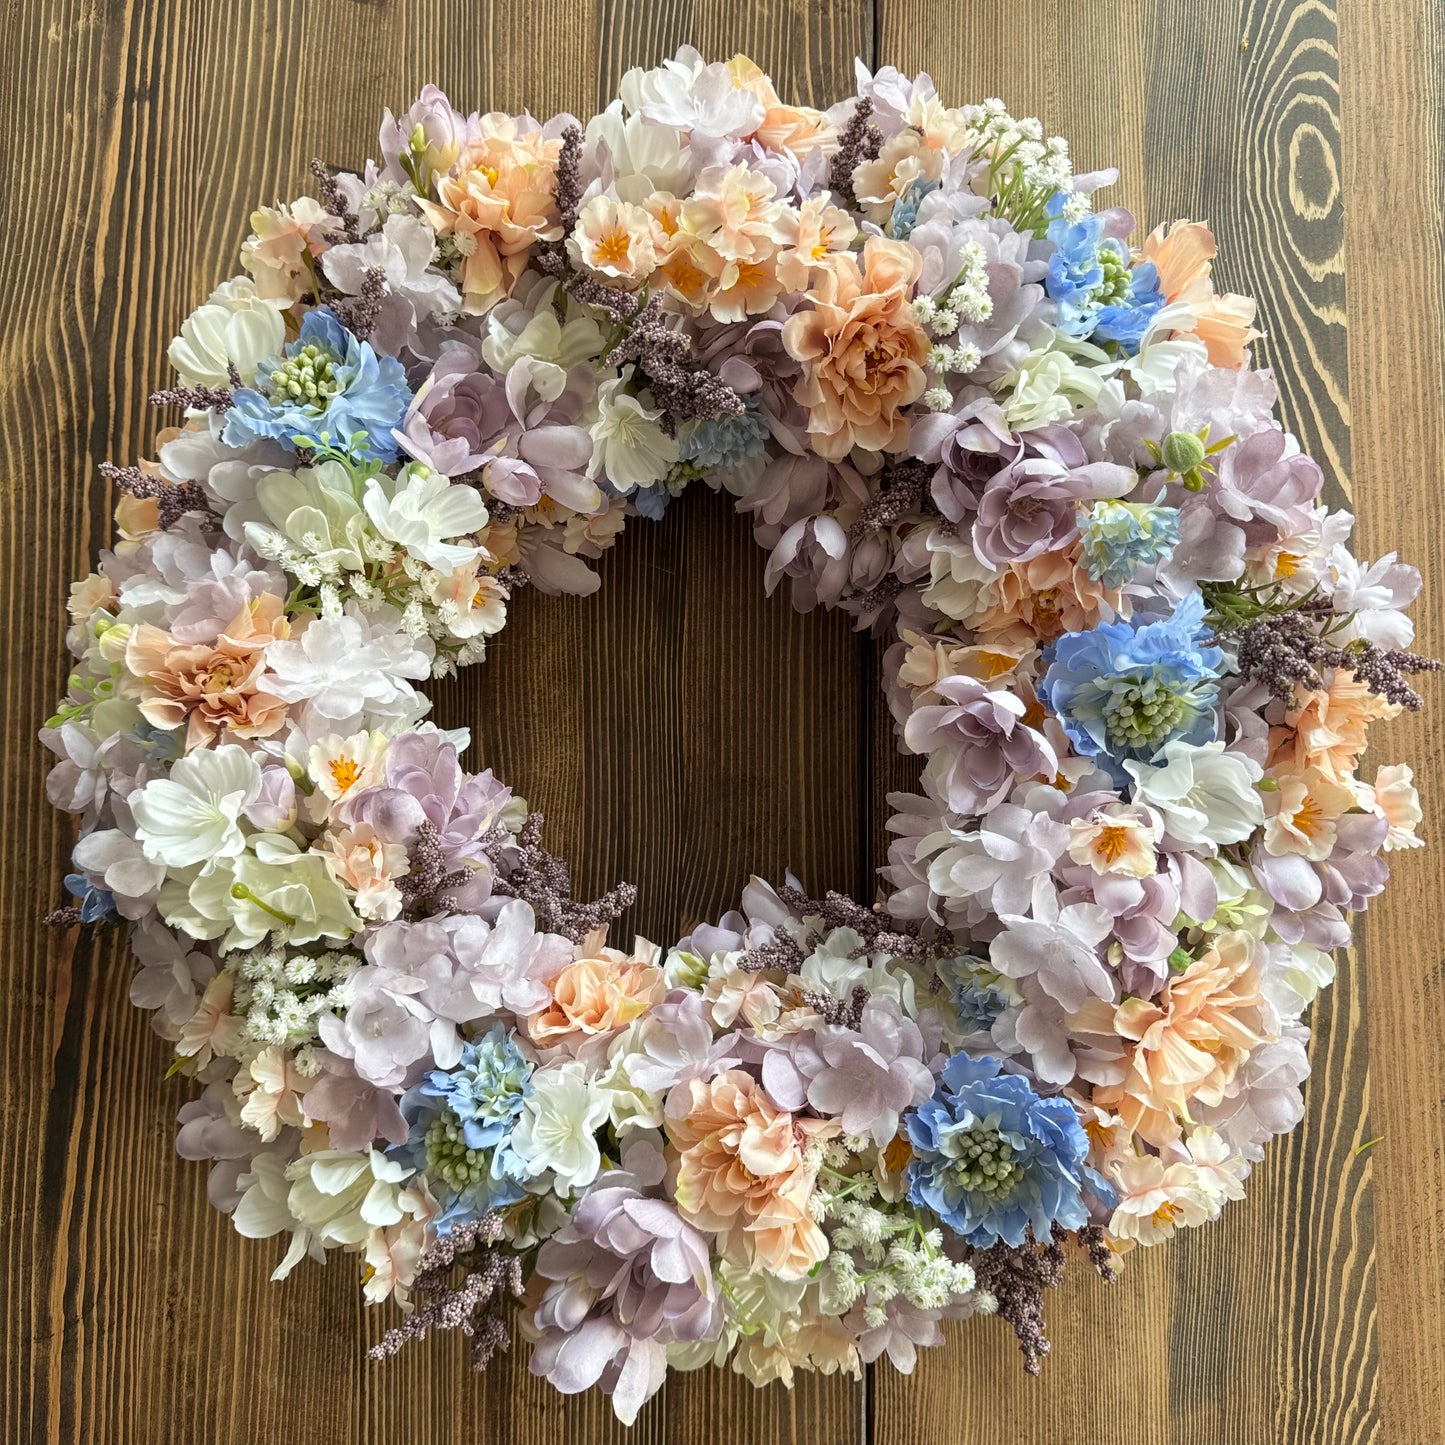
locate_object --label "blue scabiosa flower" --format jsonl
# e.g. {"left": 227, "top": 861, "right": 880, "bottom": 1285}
{"left": 395, "top": 1023, "right": 532, "bottom": 1231}
{"left": 905, "top": 1053, "right": 1092, "bottom": 1247}
{"left": 223, "top": 308, "right": 411, "bottom": 462}
{"left": 1044, "top": 197, "right": 1164, "bottom": 354}
{"left": 1039, "top": 590, "right": 1223, "bottom": 783}
{"left": 937, "top": 955, "right": 1016, "bottom": 1035}
{"left": 677, "top": 399, "right": 772, "bottom": 472}
{"left": 1078, "top": 498, "right": 1182, "bottom": 587}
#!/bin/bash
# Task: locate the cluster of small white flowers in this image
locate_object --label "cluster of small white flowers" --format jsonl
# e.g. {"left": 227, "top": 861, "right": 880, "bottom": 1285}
{"left": 820, "top": 1181, "right": 977, "bottom": 1323}
{"left": 967, "top": 99, "right": 1081, "bottom": 226}
{"left": 231, "top": 945, "right": 360, "bottom": 1048}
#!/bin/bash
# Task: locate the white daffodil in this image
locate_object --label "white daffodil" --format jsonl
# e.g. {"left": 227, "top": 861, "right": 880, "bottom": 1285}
{"left": 510, "top": 1059, "right": 611, "bottom": 1195}
{"left": 168, "top": 275, "right": 286, "bottom": 388}
{"left": 131, "top": 744, "right": 262, "bottom": 869}
{"left": 361, "top": 465, "right": 489, "bottom": 571}
{"left": 588, "top": 371, "right": 679, "bottom": 492}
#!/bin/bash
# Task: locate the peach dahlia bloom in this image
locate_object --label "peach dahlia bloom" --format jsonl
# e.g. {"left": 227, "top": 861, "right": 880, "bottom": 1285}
{"left": 1077, "top": 931, "right": 1274, "bottom": 1147}
{"left": 123, "top": 601, "right": 289, "bottom": 749}
{"left": 667, "top": 1069, "right": 839, "bottom": 1280}
{"left": 975, "top": 545, "right": 1123, "bottom": 643}
{"left": 781, "top": 236, "right": 931, "bottom": 460}
{"left": 417, "top": 118, "right": 563, "bottom": 314}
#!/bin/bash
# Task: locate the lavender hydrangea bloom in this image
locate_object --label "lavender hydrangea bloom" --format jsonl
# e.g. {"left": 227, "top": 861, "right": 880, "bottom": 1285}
{"left": 906, "top": 1053, "right": 1094, "bottom": 1247}
{"left": 1040, "top": 591, "right": 1223, "bottom": 785}
{"left": 224, "top": 309, "right": 412, "bottom": 462}
{"left": 904, "top": 675, "right": 1057, "bottom": 814}
{"left": 530, "top": 1185, "right": 720, "bottom": 1423}
{"left": 761, "top": 996, "right": 935, "bottom": 1145}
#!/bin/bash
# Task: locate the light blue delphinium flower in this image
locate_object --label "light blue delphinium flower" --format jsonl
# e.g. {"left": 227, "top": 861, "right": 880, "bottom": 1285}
{"left": 223, "top": 308, "right": 411, "bottom": 462}
{"left": 1039, "top": 590, "right": 1223, "bottom": 784}
{"left": 678, "top": 400, "right": 772, "bottom": 472}
{"left": 937, "top": 955, "right": 1017, "bottom": 1035}
{"left": 1044, "top": 196, "right": 1164, "bottom": 354}
{"left": 394, "top": 1023, "right": 533, "bottom": 1231}
{"left": 1078, "top": 498, "right": 1182, "bottom": 587}
{"left": 63, "top": 867, "right": 118, "bottom": 922}
{"left": 886, "top": 179, "right": 940, "bottom": 240}
{"left": 905, "top": 1053, "right": 1093, "bottom": 1248}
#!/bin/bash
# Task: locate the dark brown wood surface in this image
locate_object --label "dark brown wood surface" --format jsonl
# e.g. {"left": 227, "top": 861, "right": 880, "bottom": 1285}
{"left": 2, "top": 2, "right": 1440, "bottom": 1441}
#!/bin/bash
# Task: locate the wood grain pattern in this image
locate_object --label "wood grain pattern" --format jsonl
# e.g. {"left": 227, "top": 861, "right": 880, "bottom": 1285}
{"left": 2, "top": 2, "right": 1440, "bottom": 1442}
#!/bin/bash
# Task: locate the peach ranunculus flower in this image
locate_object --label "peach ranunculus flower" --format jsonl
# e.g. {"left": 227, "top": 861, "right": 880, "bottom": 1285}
{"left": 1139, "top": 220, "right": 1261, "bottom": 369}
{"left": 123, "top": 601, "right": 290, "bottom": 749}
{"left": 975, "top": 544, "right": 1124, "bottom": 643}
{"left": 416, "top": 116, "right": 564, "bottom": 315}
{"left": 566, "top": 195, "right": 662, "bottom": 290}
{"left": 667, "top": 1069, "right": 839, "bottom": 1280}
{"left": 526, "top": 935, "right": 666, "bottom": 1052}
{"left": 241, "top": 197, "right": 343, "bottom": 306}
{"left": 781, "top": 236, "right": 931, "bottom": 460}
{"left": 1267, "top": 668, "right": 1400, "bottom": 782}
{"left": 1076, "top": 931, "right": 1275, "bottom": 1148}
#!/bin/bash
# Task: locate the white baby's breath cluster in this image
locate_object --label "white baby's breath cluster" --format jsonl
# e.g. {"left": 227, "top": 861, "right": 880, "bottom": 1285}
{"left": 232, "top": 943, "right": 360, "bottom": 1050}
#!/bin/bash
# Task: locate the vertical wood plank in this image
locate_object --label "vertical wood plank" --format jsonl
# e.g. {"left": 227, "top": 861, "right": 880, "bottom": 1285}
{"left": 1339, "top": 2, "right": 1445, "bottom": 1442}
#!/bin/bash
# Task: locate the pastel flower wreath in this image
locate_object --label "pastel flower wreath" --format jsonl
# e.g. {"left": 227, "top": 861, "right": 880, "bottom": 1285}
{"left": 44, "top": 50, "right": 1436, "bottom": 1423}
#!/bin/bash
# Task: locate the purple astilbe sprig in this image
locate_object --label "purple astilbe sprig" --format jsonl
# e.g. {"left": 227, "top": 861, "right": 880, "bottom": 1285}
{"left": 774, "top": 884, "right": 933, "bottom": 961}
{"left": 328, "top": 265, "right": 388, "bottom": 340}
{"left": 369, "top": 1212, "right": 523, "bottom": 1372}
{"left": 800, "top": 984, "right": 870, "bottom": 1029}
{"left": 736, "top": 933, "right": 806, "bottom": 975}
{"left": 602, "top": 296, "right": 746, "bottom": 430}
{"left": 1214, "top": 597, "right": 1439, "bottom": 710}
{"left": 826, "top": 96, "right": 882, "bottom": 209}
{"left": 847, "top": 459, "right": 933, "bottom": 544}
{"left": 964, "top": 1226, "right": 1115, "bottom": 1376}
{"left": 309, "top": 157, "right": 360, "bottom": 242}
{"left": 398, "top": 820, "right": 472, "bottom": 915}
{"left": 99, "top": 461, "right": 208, "bottom": 528}
{"left": 486, "top": 812, "right": 637, "bottom": 944}
{"left": 148, "top": 385, "right": 234, "bottom": 415}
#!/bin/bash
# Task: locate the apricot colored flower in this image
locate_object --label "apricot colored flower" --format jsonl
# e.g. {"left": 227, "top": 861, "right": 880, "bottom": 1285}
{"left": 1261, "top": 766, "right": 1357, "bottom": 861}
{"left": 124, "top": 609, "right": 288, "bottom": 749}
{"left": 416, "top": 117, "right": 563, "bottom": 314}
{"left": 667, "top": 1069, "right": 838, "bottom": 1279}
{"left": 241, "top": 197, "right": 342, "bottom": 305}
{"left": 1267, "top": 670, "right": 1400, "bottom": 782}
{"left": 1140, "top": 220, "right": 1261, "bottom": 369}
{"left": 976, "top": 545, "right": 1123, "bottom": 643}
{"left": 567, "top": 195, "right": 661, "bottom": 290}
{"left": 775, "top": 194, "right": 858, "bottom": 292}
{"left": 781, "top": 236, "right": 930, "bottom": 459}
{"left": 1066, "top": 804, "right": 1162, "bottom": 878}
{"left": 527, "top": 937, "right": 666, "bottom": 1050}
{"left": 315, "top": 822, "right": 410, "bottom": 921}
{"left": 1078, "top": 931, "right": 1274, "bottom": 1147}
{"left": 726, "top": 56, "right": 835, "bottom": 156}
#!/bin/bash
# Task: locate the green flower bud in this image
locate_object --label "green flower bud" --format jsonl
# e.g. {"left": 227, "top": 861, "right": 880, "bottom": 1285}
{"left": 1161, "top": 429, "right": 1208, "bottom": 475}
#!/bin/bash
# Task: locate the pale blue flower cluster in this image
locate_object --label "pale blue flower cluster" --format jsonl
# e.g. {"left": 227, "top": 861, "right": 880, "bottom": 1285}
{"left": 1044, "top": 197, "right": 1164, "bottom": 353}
{"left": 1040, "top": 590, "right": 1223, "bottom": 783}
{"left": 395, "top": 1023, "right": 532, "bottom": 1230}
{"left": 905, "top": 1053, "right": 1094, "bottom": 1248}
{"left": 1078, "top": 498, "right": 1182, "bottom": 587}
{"left": 678, "top": 401, "right": 772, "bottom": 471}
{"left": 224, "top": 308, "right": 411, "bottom": 462}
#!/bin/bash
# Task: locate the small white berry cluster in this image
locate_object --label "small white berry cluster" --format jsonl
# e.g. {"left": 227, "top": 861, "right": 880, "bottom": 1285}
{"left": 231, "top": 943, "right": 360, "bottom": 1050}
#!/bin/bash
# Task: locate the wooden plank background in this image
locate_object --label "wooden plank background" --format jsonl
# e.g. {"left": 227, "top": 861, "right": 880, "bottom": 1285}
{"left": 2, "top": 1, "right": 1440, "bottom": 1441}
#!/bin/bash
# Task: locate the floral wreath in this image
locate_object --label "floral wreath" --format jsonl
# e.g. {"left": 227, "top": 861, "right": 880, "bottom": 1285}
{"left": 45, "top": 50, "right": 1436, "bottom": 1423}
